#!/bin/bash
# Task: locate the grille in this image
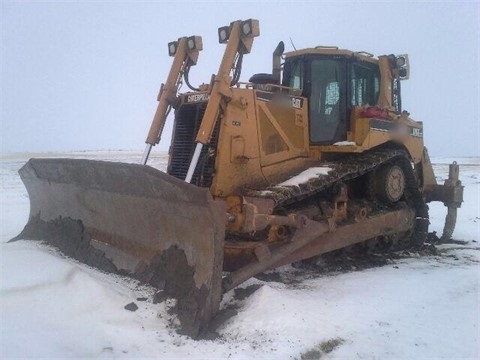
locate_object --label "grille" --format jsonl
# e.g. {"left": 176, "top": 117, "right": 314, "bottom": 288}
{"left": 167, "top": 102, "right": 220, "bottom": 187}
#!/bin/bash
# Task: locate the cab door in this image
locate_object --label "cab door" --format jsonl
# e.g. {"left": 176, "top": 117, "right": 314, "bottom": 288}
{"left": 308, "top": 58, "right": 347, "bottom": 144}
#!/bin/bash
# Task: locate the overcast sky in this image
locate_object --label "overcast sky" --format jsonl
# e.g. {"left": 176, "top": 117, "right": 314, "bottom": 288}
{"left": 1, "top": 1, "right": 479, "bottom": 157}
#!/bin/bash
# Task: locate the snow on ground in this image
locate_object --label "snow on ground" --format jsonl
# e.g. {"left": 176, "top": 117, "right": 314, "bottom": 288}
{"left": 1, "top": 151, "right": 479, "bottom": 359}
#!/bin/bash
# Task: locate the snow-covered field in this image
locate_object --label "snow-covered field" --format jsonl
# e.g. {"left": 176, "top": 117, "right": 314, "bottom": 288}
{"left": 1, "top": 151, "right": 479, "bottom": 359}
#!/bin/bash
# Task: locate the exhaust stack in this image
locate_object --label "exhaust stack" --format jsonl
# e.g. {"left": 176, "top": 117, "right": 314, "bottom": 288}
{"left": 272, "top": 41, "right": 284, "bottom": 83}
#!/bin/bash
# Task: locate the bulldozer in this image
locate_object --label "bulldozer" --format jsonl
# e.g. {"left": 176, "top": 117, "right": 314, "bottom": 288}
{"left": 15, "top": 19, "right": 463, "bottom": 337}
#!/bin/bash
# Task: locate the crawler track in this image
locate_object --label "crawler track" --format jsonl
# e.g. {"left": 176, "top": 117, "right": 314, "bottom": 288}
{"left": 247, "top": 148, "right": 429, "bottom": 248}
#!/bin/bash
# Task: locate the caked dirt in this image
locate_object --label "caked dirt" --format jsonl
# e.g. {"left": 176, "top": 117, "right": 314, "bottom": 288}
{"left": 11, "top": 214, "right": 118, "bottom": 274}
{"left": 255, "top": 241, "right": 439, "bottom": 286}
{"left": 12, "top": 215, "right": 213, "bottom": 339}
{"left": 300, "top": 337, "right": 345, "bottom": 360}
{"left": 137, "top": 246, "right": 211, "bottom": 338}
{"left": 196, "top": 284, "right": 264, "bottom": 339}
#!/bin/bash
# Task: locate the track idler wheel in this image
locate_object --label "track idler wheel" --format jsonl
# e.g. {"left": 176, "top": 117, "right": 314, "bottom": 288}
{"left": 372, "top": 164, "right": 406, "bottom": 203}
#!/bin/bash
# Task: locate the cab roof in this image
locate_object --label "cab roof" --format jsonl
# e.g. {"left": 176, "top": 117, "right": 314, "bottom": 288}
{"left": 285, "top": 47, "right": 379, "bottom": 64}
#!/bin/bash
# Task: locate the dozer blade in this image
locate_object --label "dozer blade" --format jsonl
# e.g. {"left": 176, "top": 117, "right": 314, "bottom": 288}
{"left": 14, "top": 158, "right": 225, "bottom": 337}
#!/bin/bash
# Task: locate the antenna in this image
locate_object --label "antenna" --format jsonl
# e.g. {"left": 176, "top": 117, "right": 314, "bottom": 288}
{"left": 289, "top": 37, "right": 297, "bottom": 51}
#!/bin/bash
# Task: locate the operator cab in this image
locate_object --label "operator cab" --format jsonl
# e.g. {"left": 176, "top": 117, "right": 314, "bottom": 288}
{"left": 282, "top": 49, "right": 381, "bottom": 145}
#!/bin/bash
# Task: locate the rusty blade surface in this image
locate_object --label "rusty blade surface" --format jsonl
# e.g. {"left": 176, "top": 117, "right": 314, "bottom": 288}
{"left": 15, "top": 158, "right": 225, "bottom": 338}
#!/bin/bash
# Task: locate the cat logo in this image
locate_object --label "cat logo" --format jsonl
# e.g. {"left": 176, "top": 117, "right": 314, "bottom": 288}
{"left": 291, "top": 97, "right": 302, "bottom": 109}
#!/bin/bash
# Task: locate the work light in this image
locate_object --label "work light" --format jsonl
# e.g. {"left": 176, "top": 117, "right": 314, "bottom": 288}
{"left": 395, "top": 54, "right": 410, "bottom": 80}
{"left": 218, "top": 26, "right": 230, "bottom": 43}
{"left": 168, "top": 41, "right": 178, "bottom": 56}
{"left": 242, "top": 21, "right": 251, "bottom": 36}
{"left": 240, "top": 19, "right": 259, "bottom": 38}
{"left": 186, "top": 36, "right": 203, "bottom": 51}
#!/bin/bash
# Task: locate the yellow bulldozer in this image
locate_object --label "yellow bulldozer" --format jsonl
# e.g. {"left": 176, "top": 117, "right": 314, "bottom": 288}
{"left": 16, "top": 20, "right": 463, "bottom": 337}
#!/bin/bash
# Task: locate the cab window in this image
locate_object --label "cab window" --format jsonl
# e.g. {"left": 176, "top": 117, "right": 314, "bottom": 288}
{"left": 288, "top": 60, "right": 304, "bottom": 91}
{"left": 350, "top": 62, "right": 380, "bottom": 106}
{"left": 309, "top": 59, "right": 346, "bottom": 143}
